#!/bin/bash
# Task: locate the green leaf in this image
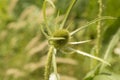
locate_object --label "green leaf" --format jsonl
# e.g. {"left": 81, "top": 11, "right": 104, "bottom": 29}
{"left": 102, "top": 17, "right": 120, "bottom": 45}
{"left": 84, "top": 67, "right": 120, "bottom": 80}
{"left": 84, "top": 64, "right": 101, "bottom": 80}
{"left": 93, "top": 72, "right": 120, "bottom": 80}
{"left": 100, "top": 17, "right": 120, "bottom": 71}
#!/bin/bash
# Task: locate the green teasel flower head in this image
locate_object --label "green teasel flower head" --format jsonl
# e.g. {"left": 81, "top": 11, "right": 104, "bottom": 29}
{"left": 49, "top": 29, "right": 70, "bottom": 49}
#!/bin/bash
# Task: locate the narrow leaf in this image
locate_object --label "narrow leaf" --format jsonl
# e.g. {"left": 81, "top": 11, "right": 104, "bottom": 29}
{"left": 69, "top": 40, "right": 91, "bottom": 44}
{"left": 100, "top": 17, "right": 120, "bottom": 72}
{"left": 69, "top": 48, "right": 110, "bottom": 65}
{"left": 60, "top": 0, "right": 77, "bottom": 29}
{"left": 70, "top": 16, "right": 116, "bottom": 36}
{"left": 43, "top": 0, "right": 52, "bottom": 35}
{"left": 40, "top": 26, "right": 50, "bottom": 39}
{"left": 49, "top": 37, "right": 65, "bottom": 40}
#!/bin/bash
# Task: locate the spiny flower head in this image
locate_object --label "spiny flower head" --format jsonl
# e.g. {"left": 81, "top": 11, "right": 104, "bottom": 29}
{"left": 41, "top": 0, "right": 114, "bottom": 80}
{"left": 49, "top": 29, "right": 70, "bottom": 49}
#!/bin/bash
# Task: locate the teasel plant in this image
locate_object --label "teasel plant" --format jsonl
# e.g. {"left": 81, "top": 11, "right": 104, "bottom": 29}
{"left": 41, "top": 0, "right": 116, "bottom": 80}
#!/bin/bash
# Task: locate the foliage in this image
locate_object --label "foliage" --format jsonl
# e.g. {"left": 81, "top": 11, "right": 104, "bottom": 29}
{"left": 0, "top": 0, "right": 120, "bottom": 80}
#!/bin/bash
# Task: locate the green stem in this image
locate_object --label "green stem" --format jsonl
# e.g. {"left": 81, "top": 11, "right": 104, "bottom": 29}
{"left": 52, "top": 48, "right": 59, "bottom": 80}
{"left": 44, "top": 46, "right": 54, "bottom": 80}
{"left": 52, "top": 49, "right": 57, "bottom": 74}
{"left": 96, "top": 0, "right": 102, "bottom": 57}
{"left": 95, "top": 0, "right": 103, "bottom": 66}
{"left": 90, "top": 0, "right": 103, "bottom": 69}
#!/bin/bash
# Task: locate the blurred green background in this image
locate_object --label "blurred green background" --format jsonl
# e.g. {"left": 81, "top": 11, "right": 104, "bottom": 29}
{"left": 0, "top": 0, "right": 120, "bottom": 80}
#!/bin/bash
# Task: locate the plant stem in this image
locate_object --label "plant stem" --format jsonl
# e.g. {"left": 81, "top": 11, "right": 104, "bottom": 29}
{"left": 96, "top": 0, "right": 102, "bottom": 56}
{"left": 52, "top": 48, "right": 59, "bottom": 80}
{"left": 44, "top": 46, "right": 54, "bottom": 80}
{"left": 91, "top": 0, "right": 103, "bottom": 69}
{"left": 96, "top": 0, "right": 103, "bottom": 65}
